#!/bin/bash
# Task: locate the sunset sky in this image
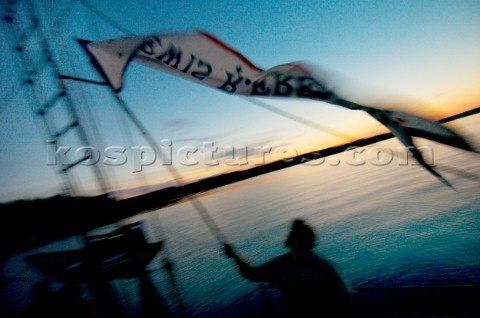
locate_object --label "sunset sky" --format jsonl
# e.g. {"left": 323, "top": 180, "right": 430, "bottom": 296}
{"left": 1, "top": 0, "right": 479, "bottom": 202}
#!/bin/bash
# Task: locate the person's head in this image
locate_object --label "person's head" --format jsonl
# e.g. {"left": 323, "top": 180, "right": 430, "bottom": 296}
{"left": 284, "top": 219, "right": 316, "bottom": 251}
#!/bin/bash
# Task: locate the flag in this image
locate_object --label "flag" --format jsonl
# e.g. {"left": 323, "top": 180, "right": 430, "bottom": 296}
{"left": 366, "top": 108, "right": 456, "bottom": 188}
{"left": 78, "top": 30, "right": 475, "bottom": 187}
{"left": 366, "top": 109, "right": 474, "bottom": 152}
{"left": 77, "top": 31, "right": 337, "bottom": 103}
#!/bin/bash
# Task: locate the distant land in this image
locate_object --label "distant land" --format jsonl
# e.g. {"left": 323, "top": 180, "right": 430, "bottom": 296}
{"left": 1, "top": 106, "right": 478, "bottom": 254}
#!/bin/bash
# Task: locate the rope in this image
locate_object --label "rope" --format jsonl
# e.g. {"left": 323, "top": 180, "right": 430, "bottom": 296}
{"left": 0, "top": 82, "right": 20, "bottom": 116}
{"left": 57, "top": 75, "right": 108, "bottom": 85}
{"left": 51, "top": 0, "right": 77, "bottom": 33}
{"left": 72, "top": 3, "right": 228, "bottom": 314}
{"left": 145, "top": 215, "right": 189, "bottom": 318}
{"left": 28, "top": 0, "right": 110, "bottom": 194}
{"left": 4, "top": 0, "right": 78, "bottom": 196}
{"left": 71, "top": 0, "right": 228, "bottom": 240}
{"left": 78, "top": 0, "right": 356, "bottom": 145}
{"left": 114, "top": 93, "right": 150, "bottom": 194}
{"left": 77, "top": 0, "right": 136, "bottom": 36}
{"left": 110, "top": 92, "right": 229, "bottom": 244}
{"left": 107, "top": 92, "right": 230, "bottom": 318}
{"left": 389, "top": 150, "right": 478, "bottom": 189}
{"left": 243, "top": 97, "right": 356, "bottom": 142}
{"left": 0, "top": 0, "right": 86, "bottom": 116}
{"left": 436, "top": 163, "right": 480, "bottom": 183}
{"left": 45, "top": 0, "right": 77, "bottom": 41}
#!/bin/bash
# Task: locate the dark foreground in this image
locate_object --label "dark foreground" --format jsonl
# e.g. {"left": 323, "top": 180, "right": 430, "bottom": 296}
{"left": 2, "top": 220, "right": 479, "bottom": 318}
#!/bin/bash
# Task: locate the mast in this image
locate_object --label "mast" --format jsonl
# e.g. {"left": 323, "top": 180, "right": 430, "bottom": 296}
{"left": 3, "top": 0, "right": 109, "bottom": 196}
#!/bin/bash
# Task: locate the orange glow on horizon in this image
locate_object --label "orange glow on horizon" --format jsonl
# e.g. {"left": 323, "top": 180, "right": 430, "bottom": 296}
{"left": 111, "top": 91, "right": 479, "bottom": 199}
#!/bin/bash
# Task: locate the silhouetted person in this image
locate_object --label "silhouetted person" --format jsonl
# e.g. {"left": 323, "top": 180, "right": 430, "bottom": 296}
{"left": 223, "top": 219, "right": 350, "bottom": 317}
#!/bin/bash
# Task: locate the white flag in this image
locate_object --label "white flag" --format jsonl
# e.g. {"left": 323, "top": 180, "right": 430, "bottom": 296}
{"left": 79, "top": 30, "right": 475, "bottom": 187}
{"left": 78, "top": 31, "right": 336, "bottom": 101}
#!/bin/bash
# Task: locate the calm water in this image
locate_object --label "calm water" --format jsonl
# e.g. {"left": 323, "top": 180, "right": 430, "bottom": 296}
{"left": 2, "top": 116, "right": 480, "bottom": 317}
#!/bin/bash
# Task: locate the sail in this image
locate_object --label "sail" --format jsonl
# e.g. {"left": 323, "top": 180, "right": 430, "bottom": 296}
{"left": 78, "top": 30, "right": 476, "bottom": 187}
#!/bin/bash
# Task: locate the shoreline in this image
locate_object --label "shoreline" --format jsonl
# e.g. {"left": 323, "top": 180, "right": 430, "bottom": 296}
{"left": 1, "top": 107, "right": 478, "bottom": 254}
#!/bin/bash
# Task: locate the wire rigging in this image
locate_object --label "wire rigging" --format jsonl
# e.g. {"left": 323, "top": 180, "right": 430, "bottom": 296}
{"left": 70, "top": 0, "right": 375, "bottom": 274}
{"left": 75, "top": 0, "right": 355, "bottom": 144}
{"left": 114, "top": 99, "right": 148, "bottom": 192}
{"left": 36, "top": 0, "right": 120, "bottom": 198}
{"left": 73, "top": 0, "right": 228, "bottom": 235}
{"left": 77, "top": 0, "right": 136, "bottom": 36}
{"left": 3, "top": 0, "right": 78, "bottom": 196}
{"left": 147, "top": 213, "right": 189, "bottom": 317}
{"left": 0, "top": 75, "right": 21, "bottom": 116}
{"left": 27, "top": 0, "right": 110, "bottom": 195}
{"left": 99, "top": 91, "right": 197, "bottom": 317}
{"left": 243, "top": 97, "right": 356, "bottom": 142}
{"left": 50, "top": 0, "right": 77, "bottom": 36}
{"left": 74, "top": 3, "right": 194, "bottom": 314}
{"left": 108, "top": 91, "right": 229, "bottom": 244}
{"left": 0, "top": 13, "right": 21, "bottom": 113}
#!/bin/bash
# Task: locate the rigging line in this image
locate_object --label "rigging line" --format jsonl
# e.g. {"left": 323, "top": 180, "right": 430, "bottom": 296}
{"left": 113, "top": 96, "right": 148, "bottom": 193}
{"left": 37, "top": 0, "right": 77, "bottom": 44}
{"left": 431, "top": 164, "right": 480, "bottom": 184}
{"left": 0, "top": 82, "right": 20, "bottom": 116}
{"left": 50, "top": 0, "right": 77, "bottom": 36}
{"left": 4, "top": 0, "right": 76, "bottom": 196}
{"left": 144, "top": 210, "right": 190, "bottom": 317}
{"left": 88, "top": 0, "right": 104, "bottom": 39}
{"left": 73, "top": 42, "right": 188, "bottom": 314}
{"left": 77, "top": 0, "right": 136, "bottom": 36}
{"left": 66, "top": 78, "right": 115, "bottom": 193}
{"left": 105, "top": 91, "right": 222, "bottom": 317}
{"left": 110, "top": 92, "right": 229, "bottom": 245}
{"left": 57, "top": 75, "right": 108, "bottom": 85}
{"left": 0, "top": 27, "right": 26, "bottom": 117}
{"left": 49, "top": 27, "right": 115, "bottom": 196}
{"left": 390, "top": 149, "right": 480, "bottom": 187}
{"left": 107, "top": 80, "right": 153, "bottom": 196}
{"left": 26, "top": 0, "right": 110, "bottom": 195}
{"left": 0, "top": 26, "right": 20, "bottom": 114}
{"left": 140, "top": 215, "right": 189, "bottom": 318}
{"left": 242, "top": 97, "right": 356, "bottom": 142}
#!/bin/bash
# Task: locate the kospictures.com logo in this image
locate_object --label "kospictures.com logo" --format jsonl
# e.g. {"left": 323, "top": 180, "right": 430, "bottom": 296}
{"left": 46, "top": 140, "right": 434, "bottom": 172}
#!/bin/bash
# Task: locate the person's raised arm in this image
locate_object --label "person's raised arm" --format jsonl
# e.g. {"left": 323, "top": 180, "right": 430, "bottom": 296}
{"left": 223, "top": 244, "right": 262, "bottom": 281}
